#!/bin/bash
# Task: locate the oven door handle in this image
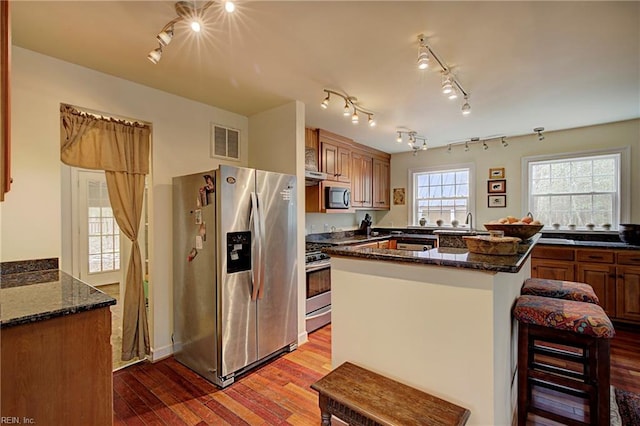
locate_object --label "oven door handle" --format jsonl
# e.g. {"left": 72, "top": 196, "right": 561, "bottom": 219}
{"left": 305, "top": 262, "right": 331, "bottom": 273}
{"left": 306, "top": 306, "right": 331, "bottom": 320}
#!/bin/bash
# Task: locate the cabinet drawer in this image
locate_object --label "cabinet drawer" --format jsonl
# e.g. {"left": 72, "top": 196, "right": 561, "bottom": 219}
{"left": 617, "top": 251, "right": 640, "bottom": 266}
{"left": 532, "top": 246, "right": 574, "bottom": 261}
{"left": 576, "top": 249, "right": 614, "bottom": 264}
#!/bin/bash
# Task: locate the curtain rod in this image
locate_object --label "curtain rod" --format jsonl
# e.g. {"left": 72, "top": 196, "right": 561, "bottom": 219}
{"left": 61, "top": 103, "right": 151, "bottom": 130}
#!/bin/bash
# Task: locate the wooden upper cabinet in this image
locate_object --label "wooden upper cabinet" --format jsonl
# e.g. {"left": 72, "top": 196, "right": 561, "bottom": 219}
{"left": 1, "top": 0, "right": 11, "bottom": 201}
{"left": 372, "top": 157, "right": 390, "bottom": 209}
{"left": 351, "top": 151, "right": 372, "bottom": 208}
{"left": 319, "top": 129, "right": 351, "bottom": 183}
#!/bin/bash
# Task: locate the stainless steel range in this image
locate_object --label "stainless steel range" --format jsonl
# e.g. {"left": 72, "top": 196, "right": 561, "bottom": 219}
{"left": 305, "top": 242, "right": 332, "bottom": 333}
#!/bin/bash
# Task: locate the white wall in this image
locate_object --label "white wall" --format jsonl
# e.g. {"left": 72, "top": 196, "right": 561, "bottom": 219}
{"left": 380, "top": 119, "right": 640, "bottom": 228}
{"left": 248, "top": 101, "right": 308, "bottom": 343}
{"left": 2, "top": 47, "right": 250, "bottom": 360}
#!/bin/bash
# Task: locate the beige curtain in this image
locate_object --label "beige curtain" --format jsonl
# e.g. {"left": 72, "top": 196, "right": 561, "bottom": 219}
{"left": 60, "top": 104, "right": 150, "bottom": 361}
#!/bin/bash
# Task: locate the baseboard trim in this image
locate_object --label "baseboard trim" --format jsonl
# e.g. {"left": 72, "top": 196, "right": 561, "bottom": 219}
{"left": 151, "top": 343, "right": 174, "bottom": 362}
{"left": 298, "top": 330, "right": 309, "bottom": 346}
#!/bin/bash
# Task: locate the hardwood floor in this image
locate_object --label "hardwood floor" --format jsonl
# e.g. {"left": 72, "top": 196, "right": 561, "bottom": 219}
{"left": 114, "top": 324, "right": 639, "bottom": 425}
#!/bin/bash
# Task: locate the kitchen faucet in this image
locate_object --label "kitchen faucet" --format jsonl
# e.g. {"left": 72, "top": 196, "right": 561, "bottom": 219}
{"left": 465, "top": 212, "right": 473, "bottom": 231}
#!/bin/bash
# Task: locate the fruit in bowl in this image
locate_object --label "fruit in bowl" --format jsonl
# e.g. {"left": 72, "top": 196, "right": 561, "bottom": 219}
{"left": 484, "top": 216, "right": 544, "bottom": 240}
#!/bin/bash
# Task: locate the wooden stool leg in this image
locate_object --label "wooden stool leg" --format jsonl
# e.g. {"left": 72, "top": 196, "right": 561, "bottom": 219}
{"left": 596, "top": 339, "right": 611, "bottom": 426}
{"left": 517, "top": 322, "right": 530, "bottom": 426}
{"left": 318, "top": 394, "right": 332, "bottom": 426}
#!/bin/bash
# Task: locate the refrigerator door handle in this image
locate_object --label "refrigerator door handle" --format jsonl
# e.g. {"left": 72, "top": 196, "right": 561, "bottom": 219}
{"left": 250, "top": 192, "right": 261, "bottom": 301}
{"left": 256, "top": 192, "right": 267, "bottom": 299}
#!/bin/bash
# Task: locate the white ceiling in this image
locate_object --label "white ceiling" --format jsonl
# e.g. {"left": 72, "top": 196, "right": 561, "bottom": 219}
{"left": 11, "top": 1, "right": 640, "bottom": 154}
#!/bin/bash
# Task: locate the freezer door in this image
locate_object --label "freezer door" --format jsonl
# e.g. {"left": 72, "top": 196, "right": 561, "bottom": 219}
{"left": 255, "top": 170, "right": 298, "bottom": 359}
{"left": 172, "top": 171, "right": 218, "bottom": 383}
{"left": 217, "top": 165, "right": 258, "bottom": 377}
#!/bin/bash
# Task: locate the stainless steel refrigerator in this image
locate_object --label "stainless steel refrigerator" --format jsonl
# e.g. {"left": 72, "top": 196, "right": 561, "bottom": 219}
{"left": 172, "top": 165, "right": 298, "bottom": 388}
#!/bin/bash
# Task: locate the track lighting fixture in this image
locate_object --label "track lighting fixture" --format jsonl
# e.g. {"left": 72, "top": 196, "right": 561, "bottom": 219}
{"left": 464, "top": 141, "right": 470, "bottom": 152}
{"left": 148, "top": 1, "right": 234, "bottom": 64}
{"left": 416, "top": 34, "right": 471, "bottom": 116}
{"left": 395, "top": 130, "right": 428, "bottom": 153}
{"left": 501, "top": 137, "right": 508, "bottom": 147}
{"left": 482, "top": 141, "right": 489, "bottom": 150}
{"left": 320, "top": 89, "right": 376, "bottom": 127}
{"left": 447, "top": 144, "right": 452, "bottom": 153}
{"left": 534, "top": 127, "right": 545, "bottom": 141}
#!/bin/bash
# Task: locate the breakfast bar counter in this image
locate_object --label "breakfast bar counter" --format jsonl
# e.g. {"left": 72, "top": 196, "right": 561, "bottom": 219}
{"left": 326, "top": 236, "right": 540, "bottom": 425}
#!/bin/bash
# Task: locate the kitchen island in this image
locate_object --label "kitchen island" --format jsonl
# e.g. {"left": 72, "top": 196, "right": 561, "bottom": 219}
{"left": 1, "top": 258, "right": 116, "bottom": 426}
{"left": 324, "top": 236, "right": 540, "bottom": 426}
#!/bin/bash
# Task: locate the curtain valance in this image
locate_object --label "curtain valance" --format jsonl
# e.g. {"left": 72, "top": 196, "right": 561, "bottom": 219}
{"left": 60, "top": 104, "right": 150, "bottom": 174}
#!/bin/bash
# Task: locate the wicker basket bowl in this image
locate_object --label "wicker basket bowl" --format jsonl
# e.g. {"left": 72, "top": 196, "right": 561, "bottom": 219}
{"left": 483, "top": 223, "right": 543, "bottom": 240}
{"left": 463, "top": 236, "right": 521, "bottom": 255}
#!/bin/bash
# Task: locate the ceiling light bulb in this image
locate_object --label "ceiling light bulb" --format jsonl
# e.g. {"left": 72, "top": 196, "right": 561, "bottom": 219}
{"left": 396, "top": 132, "right": 402, "bottom": 143}
{"left": 147, "top": 46, "right": 162, "bottom": 64}
{"left": 368, "top": 115, "right": 376, "bottom": 127}
{"left": 343, "top": 102, "right": 350, "bottom": 116}
{"left": 190, "top": 20, "right": 201, "bottom": 32}
{"left": 421, "top": 141, "right": 428, "bottom": 151}
{"left": 461, "top": 96, "right": 471, "bottom": 115}
{"left": 224, "top": 1, "right": 235, "bottom": 13}
{"left": 157, "top": 26, "right": 174, "bottom": 46}
{"left": 501, "top": 137, "right": 508, "bottom": 147}
{"left": 351, "top": 110, "right": 359, "bottom": 124}
{"left": 482, "top": 141, "right": 488, "bottom": 150}
{"left": 464, "top": 141, "right": 470, "bottom": 152}
{"left": 417, "top": 38, "right": 429, "bottom": 70}
{"left": 321, "top": 94, "right": 330, "bottom": 109}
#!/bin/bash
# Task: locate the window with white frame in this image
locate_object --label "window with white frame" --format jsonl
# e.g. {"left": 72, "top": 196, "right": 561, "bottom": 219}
{"left": 524, "top": 148, "right": 629, "bottom": 229}
{"left": 410, "top": 164, "right": 474, "bottom": 226}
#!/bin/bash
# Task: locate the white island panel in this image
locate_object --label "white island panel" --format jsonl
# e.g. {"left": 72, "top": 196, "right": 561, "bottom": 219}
{"left": 331, "top": 256, "right": 529, "bottom": 426}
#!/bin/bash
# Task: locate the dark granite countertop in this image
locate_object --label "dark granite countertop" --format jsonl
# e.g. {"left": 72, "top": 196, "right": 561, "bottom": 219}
{"left": 537, "top": 237, "right": 640, "bottom": 250}
{"left": 324, "top": 234, "right": 541, "bottom": 273}
{"left": 1, "top": 259, "right": 116, "bottom": 328}
{"left": 306, "top": 230, "right": 437, "bottom": 246}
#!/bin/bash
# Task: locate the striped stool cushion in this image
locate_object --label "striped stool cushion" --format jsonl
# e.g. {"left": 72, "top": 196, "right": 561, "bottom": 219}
{"left": 521, "top": 278, "right": 600, "bottom": 304}
{"left": 513, "top": 295, "right": 615, "bottom": 338}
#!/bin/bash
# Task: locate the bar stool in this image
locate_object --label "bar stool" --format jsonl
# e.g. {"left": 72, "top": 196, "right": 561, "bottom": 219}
{"left": 513, "top": 295, "right": 615, "bottom": 426}
{"left": 521, "top": 277, "right": 600, "bottom": 304}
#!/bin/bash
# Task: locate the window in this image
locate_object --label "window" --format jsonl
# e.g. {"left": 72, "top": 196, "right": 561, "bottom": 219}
{"left": 87, "top": 179, "right": 121, "bottom": 274}
{"left": 524, "top": 148, "right": 630, "bottom": 229}
{"left": 409, "top": 164, "right": 474, "bottom": 226}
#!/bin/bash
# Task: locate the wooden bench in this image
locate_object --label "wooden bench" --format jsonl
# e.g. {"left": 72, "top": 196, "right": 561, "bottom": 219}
{"left": 311, "top": 362, "right": 470, "bottom": 426}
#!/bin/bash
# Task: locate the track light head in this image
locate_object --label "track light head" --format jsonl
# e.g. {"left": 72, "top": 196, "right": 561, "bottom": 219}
{"left": 147, "top": 46, "right": 163, "bottom": 64}
{"left": 461, "top": 96, "right": 471, "bottom": 115}
{"left": 343, "top": 101, "right": 350, "bottom": 116}
{"left": 482, "top": 141, "right": 488, "bottom": 150}
{"left": 417, "top": 34, "right": 429, "bottom": 70}
{"left": 442, "top": 73, "right": 453, "bottom": 94}
{"left": 157, "top": 25, "right": 174, "bottom": 46}
{"left": 224, "top": 1, "right": 235, "bottom": 13}
{"left": 396, "top": 132, "right": 402, "bottom": 143}
{"left": 367, "top": 114, "right": 376, "bottom": 127}
{"left": 421, "top": 141, "right": 428, "bottom": 151}
{"left": 501, "top": 137, "right": 508, "bottom": 147}
{"left": 351, "top": 110, "right": 359, "bottom": 124}
{"left": 447, "top": 144, "right": 452, "bottom": 153}
{"left": 321, "top": 93, "right": 330, "bottom": 109}
{"left": 534, "top": 127, "right": 545, "bottom": 141}
{"left": 464, "top": 141, "right": 470, "bottom": 152}
{"left": 448, "top": 86, "right": 458, "bottom": 100}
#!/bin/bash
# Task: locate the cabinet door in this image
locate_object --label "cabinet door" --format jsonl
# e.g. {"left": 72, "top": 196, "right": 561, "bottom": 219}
{"left": 372, "top": 158, "right": 390, "bottom": 209}
{"left": 616, "top": 266, "right": 640, "bottom": 322}
{"left": 378, "top": 240, "right": 390, "bottom": 249}
{"left": 321, "top": 141, "right": 339, "bottom": 181}
{"left": 351, "top": 152, "right": 372, "bottom": 208}
{"left": 337, "top": 146, "right": 351, "bottom": 183}
{"left": 576, "top": 263, "right": 616, "bottom": 318}
{"left": 531, "top": 259, "right": 575, "bottom": 281}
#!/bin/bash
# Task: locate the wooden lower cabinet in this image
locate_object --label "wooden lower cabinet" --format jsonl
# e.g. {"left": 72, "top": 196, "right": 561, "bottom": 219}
{"left": 576, "top": 263, "right": 616, "bottom": 318}
{"left": 1, "top": 307, "right": 113, "bottom": 425}
{"left": 616, "top": 265, "right": 640, "bottom": 322}
{"left": 532, "top": 245, "right": 640, "bottom": 325}
{"left": 531, "top": 259, "right": 575, "bottom": 281}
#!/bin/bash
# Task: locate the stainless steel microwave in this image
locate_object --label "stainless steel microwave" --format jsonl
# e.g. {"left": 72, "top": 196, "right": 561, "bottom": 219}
{"left": 325, "top": 186, "right": 351, "bottom": 209}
